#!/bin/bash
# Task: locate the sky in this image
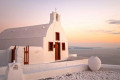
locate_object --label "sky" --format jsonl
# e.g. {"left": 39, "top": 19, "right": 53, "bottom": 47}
{"left": 0, "top": 0, "right": 120, "bottom": 48}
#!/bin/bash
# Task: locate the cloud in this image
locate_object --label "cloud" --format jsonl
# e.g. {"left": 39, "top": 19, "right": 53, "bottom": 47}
{"left": 90, "top": 30, "right": 113, "bottom": 33}
{"left": 89, "top": 30, "right": 120, "bottom": 34}
{"left": 108, "top": 19, "right": 120, "bottom": 24}
{"left": 111, "top": 32, "right": 120, "bottom": 34}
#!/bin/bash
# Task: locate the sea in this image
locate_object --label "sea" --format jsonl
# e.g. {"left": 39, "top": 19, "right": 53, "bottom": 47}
{"left": 69, "top": 47, "right": 120, "bottom": 65}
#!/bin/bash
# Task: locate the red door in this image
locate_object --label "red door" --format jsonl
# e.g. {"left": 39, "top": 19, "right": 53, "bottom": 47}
{"left": 55, "top": 42, "right": 60, "bottom": 60}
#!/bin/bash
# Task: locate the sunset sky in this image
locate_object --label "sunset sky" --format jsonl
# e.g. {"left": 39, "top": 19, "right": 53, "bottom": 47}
{"left": 0, "top": 0, "right": 120, "bottom": 48}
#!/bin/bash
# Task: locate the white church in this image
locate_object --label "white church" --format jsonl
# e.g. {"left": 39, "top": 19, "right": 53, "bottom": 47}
{"left": 0, "top": 11, "right": 69, "bottom": 66}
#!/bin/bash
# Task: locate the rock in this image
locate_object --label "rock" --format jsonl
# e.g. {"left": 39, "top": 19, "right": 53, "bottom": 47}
{"left": 88, "top": 56, "right": 101, "bottom": 71}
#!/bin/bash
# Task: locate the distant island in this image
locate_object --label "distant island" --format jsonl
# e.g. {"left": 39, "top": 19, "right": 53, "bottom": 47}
{"left": 69, "top": 46, "right": 102, "bottom": 49}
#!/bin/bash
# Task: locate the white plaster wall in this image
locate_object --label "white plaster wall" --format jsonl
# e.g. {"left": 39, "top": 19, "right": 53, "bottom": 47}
{"left": 43, "top": 20, "right": 68, "bottom": 63}
{"left": 101, "top": 64, "right": 120, "bottom": 69}
{"left": 0, "top": 66, "right": 7, "bottom": 75}
{"left": 24, "top": 64, "right": 88, "bottom": 80}
{"left": 0, "top": 50, "right": 9, "bottom": 66}
{"left": 29, "top": 47, "right": 44, "bottom": 64}
{"left": 0, "top": 12, "right": 69, "bottom": 64}
{"left": 23, "top": 59, "right": 88, "bottom": 80}
{"left": 16, "top": 46, "right": 24, "bottom": 65}
{"left": 23, "top": 59, "right": 88, "bottom": 73}
{"left": 0, "top": 66, "right": 7, "bottom": 80}
{"left": 16, "top": 46, "right": 44, "bottom": 65}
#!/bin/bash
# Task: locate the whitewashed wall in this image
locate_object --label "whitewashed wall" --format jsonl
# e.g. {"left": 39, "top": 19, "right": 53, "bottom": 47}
{"left": 16, "top": 46, "right": 45, "bottom": 65}
{"left": 23, "top": 59, "right": 88, "bottom": 80}
{"left": 0, "top": 50, "right": 9, "bottom": 66}
{"left": 23, "top": 59, "right": 88, "bottom": 73}
{"left": 29, "top": 47, "right": 44, "bottom": 64}
{"left": 0, "top": 12, "right": 69, "bottom": 65}
{"left": 43, "top": 12, "right": 68, "bottom": 63}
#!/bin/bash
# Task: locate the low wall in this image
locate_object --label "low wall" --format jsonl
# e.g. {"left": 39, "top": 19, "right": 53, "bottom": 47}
{"left": 24, "top": 63, "right": 120, "bottom": 80}
{"left": 23, "top": 59, "right": 88, "bottom": 80}
{"left": 0, "top": 59, "right": 88, "bottom": 80}
{"left": 0, "top": 66, "right": 7, "bottom": 75}
{"left": 101, "top": 64, "right": 120, "bottom": 69}
{"left": 24, "top": 64, "right": 88, "bottom": 80}
{"left": 0, "top": 50, "right": 9, "bottom": 66}
{"left": 23, "top": 59, "right": 88, "bottom": 73}
{"left": 1, "top": 61, "right": 120, "bottom": 80}
{"left": 0, "top": 66, "right": 7, "bottom": 80}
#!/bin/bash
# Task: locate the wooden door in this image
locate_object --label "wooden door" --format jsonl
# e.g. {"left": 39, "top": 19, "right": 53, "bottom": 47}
{"left": 24, "top": 46, "right": 29, "bottom": 65}
{"left": 55, "top": 42, "right": 60, "bottom": 60}
{"left": 11, "top": 45, "right": 16, "bottom": 62}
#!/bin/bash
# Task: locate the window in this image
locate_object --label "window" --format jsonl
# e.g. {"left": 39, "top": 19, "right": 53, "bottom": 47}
{"left": 62, "top": 43, "right": 65, "bottom": 50}
{"left": 48, "top": 42, "right": 53, "bottom": 51}
{"left": 56, "top": 32, "right": 60, "bottom": 40}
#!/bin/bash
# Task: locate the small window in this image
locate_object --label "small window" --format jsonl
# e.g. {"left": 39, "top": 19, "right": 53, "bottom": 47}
{"left": 62, "top": 43, "right": 65, "bottom": 50}
{"left": 56, "top": 32, "right": 60, "bottom": 40}
{"left": 48, "top": 42, "right": 53, "bottom": 51}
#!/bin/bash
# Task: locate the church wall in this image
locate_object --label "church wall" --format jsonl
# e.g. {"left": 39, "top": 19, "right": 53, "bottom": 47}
{"left": 0, "top": 50, "right": 9, "bottom": 66}
{"left": 43, "top": 20, "right": 68, "bottom": 62}
{"left": 43, "top": 24, "right": 55, "bottom": 63}
{"left": 0, "top": 12, "right": 69, "bottom": 65}
{"left": 29, "top": 47, "right": 44, "bottom": 64}
{"left": 16, "top": 46, "right": 44, "bottom": 65}
{"left": 16, "top": 47, "right": 24, "bottom": 65}
{"left": 53, "top": 23, "right": 68, "bottom": 60}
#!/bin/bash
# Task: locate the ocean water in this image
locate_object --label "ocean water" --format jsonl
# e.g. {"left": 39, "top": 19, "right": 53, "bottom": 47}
{"left": 69, "top": 47, "right": 120, "bottom": 65}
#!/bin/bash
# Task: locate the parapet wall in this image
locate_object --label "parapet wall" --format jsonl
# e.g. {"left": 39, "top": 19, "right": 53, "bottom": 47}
{"left": 23, "top": 59, "right": 88, "bottom": 80}
{"left": 101, "top": 64, "right": 120, "bottom": 69}
{"left": 1, "top": 60, "right": 120, "bottom": 80}
{"left": 23, "top": 63, "right": 120, "bottom": 80}
{"left": 0, "top": 59, "right": 88, "bottom": 80}
{"left": 23, "top": 59, "right": 88, "bottom": 73}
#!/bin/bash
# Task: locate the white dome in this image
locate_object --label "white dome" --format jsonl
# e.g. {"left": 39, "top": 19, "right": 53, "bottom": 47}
{"left": 88, "top": 56, "right": 101, "bottom": 71}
